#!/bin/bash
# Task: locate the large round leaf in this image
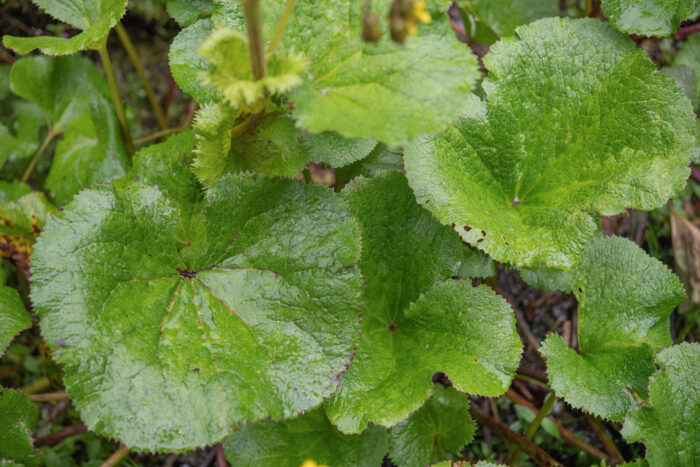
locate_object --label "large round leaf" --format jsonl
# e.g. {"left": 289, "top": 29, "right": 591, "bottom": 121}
{"left": 405, "top": 18, "right": 694, "bottom": 269}
{"left": 30, "top": 133, "right": 363, "bottom": 451}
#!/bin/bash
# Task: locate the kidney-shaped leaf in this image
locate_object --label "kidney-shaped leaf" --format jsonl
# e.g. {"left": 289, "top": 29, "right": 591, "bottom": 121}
{"left": 621, "top": 343, "right": 700, "bottom": 466}
{"left": 30, "top": 133, "right": 363, "bottom": 451}
{"left": 601, "top": 0, "right": 700, "bottom": 36}
{"left": 223, "top": 407, "right": 387, "bottom": 467}
{"left": 404, "top": 18, "right": 695, "bottom": 269}
{"left": 540, "top": 236, "right": 685, "bottom": 421}
{"left": 325, "top": 172, "right": 522, "bottom": 433}
{"left": 3, "top": 0, "right": 127, "bottom": 55}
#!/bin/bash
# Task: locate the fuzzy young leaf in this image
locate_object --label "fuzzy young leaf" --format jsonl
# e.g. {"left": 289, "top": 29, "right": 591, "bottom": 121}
{"left": 540, "top": 236, "right": 685, "bottom": 421}
{"left": 0, "top": 388, "right": 38, "bottom": 465}
{"left": 223, "top": 407, "right": 387, "bottom": 467}
{"left": 3, "top": 0, "right": 127, "bottom": 55}
{"left": 388, "top": 385, "right": 476, "bottom": 467}
{"left": 405, "top": 18, "right": 694, "bottom": 269}
{"left": 326, "top": 172, "right": 522, "bottom": 433}
{"left": 621, "top": 343, "right": 700, "bottom": 466}
{"left": 212, "top": 0, "right": 481, "bottom": 146}
{"left": 30, "top": 133, "right": 363, "bottom": 451}
{"left": 169, "top": 19, "right": 221, "bottom": 104}
{"left": 601, "top": 0, "right": 700, "bottom": 36}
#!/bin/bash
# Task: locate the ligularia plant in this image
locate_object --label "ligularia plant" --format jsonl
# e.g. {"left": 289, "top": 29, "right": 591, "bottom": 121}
{"left": 1, "top": 0, "right": 699, "bottom": 465}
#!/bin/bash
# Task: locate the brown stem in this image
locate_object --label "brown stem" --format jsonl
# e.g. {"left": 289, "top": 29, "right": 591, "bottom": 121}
{"left": 34, "top": 423, "right": 88, "bottom": 447}
{"left": 216, "top": 443, "right": 228, "bottom": 467}
{"left": 28, "top": 391, "right": 70, "bottom": 402}
{"left": 506, "top": 390, "right": 610, "bottom": 462}
{"left": 469, "top": 405, "right": 562, "bottom": 466}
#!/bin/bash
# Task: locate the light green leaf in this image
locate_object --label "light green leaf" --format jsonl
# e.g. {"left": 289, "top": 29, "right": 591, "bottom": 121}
{"left": 334, "top": 145, "right": 404, "bottom": 186}
{"left": 165, "top": 0, "right": 212, "bottom": 26}
{"left": 0, "top": 388, "right": 39, "bottom": 465}
{"left": 601, "top": 0, "right": 700, "bottom": 36}
{"left": 622, "top": 343, "right": 700, "bottom": 466}
{"left": 212, "top": 0, "right": 481, "bottom": 146}
{"left": 456, "top": 246, "right": 496, "bottom": 280}
{"left": 326, "top": 172, "right": 522, "bottom": 433}
{"left": 10, "top": 55, "right": 111, "bottom": 133}
{"left": 200, "top": 28, "right": 307, "bottom": 112}
{"left": 3, "top": 0, "right": 127, "bottom": 55}
{"left": 661, "top": 65, "right": 698, "bottom": 109}
{"left": 0, "top": 285, "right": 31, "bottom": 357}
{"left": 675, "top": 34, "right": 700, "bottom": 103}
{"left": 540, "top": 236, "right": 685, "bottom": 421}
{"left": 30, "top": 134, "right": 363, "bottom": 451}
{"left": 457, "top": 0, "right": 559, "bottom": 41}
{"left": 46, "top": 95, "right": 130, "bottom": 205}
{"left": 518, "top": 265, "right": 570, "bottom": 293}
{"left": 223, "top": 407, "right": 387, "bottom": 467}
{"left": 0, "top": 182, "right": 31, "bottom": 206}
{"left": 169, "top": 19, "right": 221, "bottom": 104}
{"left": 388, "top": 385, "right": 476, "bottom": 467}
{"left": 303, "top": 132, "right": 377, "bottom": 169}
{"left": 192, "top": 101, "right": 240, "bottom": 185}
{"left": 404, "top": 18, "right": 694, "bottom": 269}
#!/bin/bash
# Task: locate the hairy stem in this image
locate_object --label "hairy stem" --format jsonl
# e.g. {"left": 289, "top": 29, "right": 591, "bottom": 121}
{"left": 511, "top": 392, "right": 557, "bottom": 464}
{"left": 97, "top": 38, "right": 134, "bottom": 155}
{"left": 243, "top": 0, "right": 267, "bottom": 81}
{"left": 267, "top": 0, "right": 297, "bottom": 54}
{"left": 114, "top": 22, "right": 168, "bottom": 131}
{"left": 21, "top": 130, "right": 57, "bottom": 183}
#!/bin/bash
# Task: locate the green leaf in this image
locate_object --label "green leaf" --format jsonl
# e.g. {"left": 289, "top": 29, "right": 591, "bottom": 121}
{"left": 388, "top": 385, "right": 476, "bottom": 467}
{"left": 165, "top": 0, "right": 212, "bottom": 26}
{"left": 10, "top": 55, "right": 111, "bottom": 133}
{"left": 46, "top": 95, "right": 130, "bottom": 205}
{"left": 3, "top": 0, "right": 127, "bottom": 55}
{"left": 661, "top": 65, "right": 698, "bottom": 109}
{"left": 457, "top": 0, "right": 559, "bottom": 41}
{"left": 540, "top": 236, "right": 685, "bottom": 421}
{"left": 169, "top": 19, "right": 221, "bottom": 104}
{"left": 518, "top": 265, "right": 570, "bottom": 293}
{"left": 622, "top": 343, "right": 700, "bottom": 466}
{"left": 0, "top": 182, "right": 31, "bottom": 206}
{"left": 223, "top": 407, "right": 387, "bottom": 467}
{"left": 0, "top": 286, "right": 31, "bottom": 357}
{"left": 325, "top": 172, "right": 522, "bottom": 433}
{"left": 456, "top": 246, "right": 496, "bottom": 280}
{"left": 200, "top": 28, "right": 307, "bottom": 113}
{"left": 303, "top": 132, "right": 377, "bottom": 169}
{"left": 212, "top": 0, "right": 482, "bottom": 146}
{"left": 0, "top": 102, "right": 45, "bottom": 167}
{"left": 404, "top": 18, "right": 695, "bottom": 269}
{"left": 0, "top": 192, "right": 55, "bottom": 267}
{"left": 601, "top": 0, "right": 700, "bottom": 36}
{"left": 674, "top": 34, "right": 700, "bottom": 103}
{"left": 0, "top": 388, "right": 39, "bottom": 465}
{"left": 30, "top": 134, "right": 363, "bottom": 451}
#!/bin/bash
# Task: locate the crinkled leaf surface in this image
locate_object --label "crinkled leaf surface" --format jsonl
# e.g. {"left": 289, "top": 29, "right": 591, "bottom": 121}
{"left": 326, "top": 172, "right": 522, "bottom": 433}
{"left": 30, "top": 133, "right": 363, "bottom": 451}
{"left": 622, "top": 343, "right": 700, "bottom": 466}
{"left": 404, "top": 18, "right": 694, "bottom": 269}
{"left": 3, "top": 0, "right": 127, "bottom": 55}
{"left": 212, "top": 0, "right": 481, "bottom": 146}
{"left": 0, "top": 286, "right": 31, "bottom": 357}
{"left": 169, "top": 19, "right": 221, "bottom": 104}
{"left": 0, "top": 388, "right": 38, "bottom": 465}
{"left": 540, "top": 236, "right": 685, "bottom": 421}
{"left": 388, "top": 385, "right": 476, "bottom": 467}
{"left": 601, "top": 0, "right": 700, "bottom": 36}
{"left": 303, "top": 132, "right": 377, "bottom": 169}
{"left": 223, "top": 407, "right": 387, "bottom": 467}
{"left": 200, "top": 28, "right": 306, "bottom": 112}
{"left": 457, "top": 0, "right": 559, "bottom": 39}
{"left": 46, "top": 95, "right": 130, "bottom": 205}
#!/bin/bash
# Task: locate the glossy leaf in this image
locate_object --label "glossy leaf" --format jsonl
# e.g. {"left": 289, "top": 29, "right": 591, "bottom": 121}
{"left": 0, "top": 286, "right": 32, "bottom": 357}
{"left": 30, "top": 133, "right": 363, "bottom": 451}
{"left": 540, "top": 236, "right": 685, "bottom": 421}
{"left": 388, "top": 385, "right": 476, "bottom": 467}
{"left": 3, "top": 0, "right": 127, "bottom": 55}
{"left": 404, "top": 18, "right": 694, "bottom": 269}
{"left": 601, "top": 0, "right": 700, "bottom": 36}
{"left": 169, "top": 19, "right": 221, "bottom": 104}
{"left": 326, "top": 172, "right": 522, "bottom": 433}
{"left": 0, "top": 388, "right": 38, "bottom": 465}
{"left": 223, "top": 407, "right": 387, "bottom": 467}
{"left": 622, "top": 343, "right": 700, "bottom": 466}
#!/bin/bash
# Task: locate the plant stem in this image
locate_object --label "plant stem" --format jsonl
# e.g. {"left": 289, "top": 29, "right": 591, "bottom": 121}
{"left": 243, "top": 0, "right": 267, "bottom": 81}
{"left": 587, "top": 418, "right": 624, "bottom": 464}
{"left": 134, "top": 127, "right": 182, "bottom": 145}
{"left": 101, "top": 446, "right": 130, "bottom": 467}
{"left": 21, "top": 130, "right": 57, "bottom": 183}
{"left": 469, "top": 405, "right": 562, "bottom": 467}
{"left": 114, "top": 22, "right": 168, "bottom": 131}
{"left": 511, "top": 392, "right": 557, "bottom": 464}
{"left": 676, "top": 319, "right": 694, "bottom": 343}
{"left": 34, "top": 423, "right": 88, "bottom": 448}
{"left": 267, "top": 0, "right": 297, "bottom": 54}
{"left": 515, "top": 373, "right": 550, "bottom": 389}
{"left": 216, "top": 443, "right": 228, "bottom": 467}
{"left": 21, "top": 376, "right": 51, "bottom": 395}
{"left": 28, "top": 391, "right": 70, "bottom": 402}
{"left": 97, "top": 37, "right": 134, "bottom": 155}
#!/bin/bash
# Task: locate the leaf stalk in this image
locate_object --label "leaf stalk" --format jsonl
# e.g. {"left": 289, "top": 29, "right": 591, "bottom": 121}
{"left": 97, "top": 37, "right": 135, "bottom": 155}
